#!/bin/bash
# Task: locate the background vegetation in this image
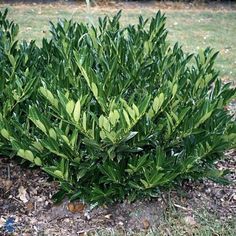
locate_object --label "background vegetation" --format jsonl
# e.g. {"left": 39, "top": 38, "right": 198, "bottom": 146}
{"left": 1, "top": 5, "right": 235, "bottom": 82}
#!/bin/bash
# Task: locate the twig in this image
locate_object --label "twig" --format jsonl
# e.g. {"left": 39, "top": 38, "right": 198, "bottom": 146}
{"left": 161, "top": 193, "right": 168, "bottom": 206}
{"left": 7, "top": 165, "right": 11, "bottom": 179}
{"left": 173, "top": 203, "right": 191, "bottom": 211}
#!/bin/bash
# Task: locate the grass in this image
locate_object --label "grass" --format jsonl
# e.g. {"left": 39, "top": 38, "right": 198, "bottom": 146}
{"left": 88, "top": 208, "right": 236, "bottom": 236}
{"left": 0, "top": 3, "right": 236, "bottom": 82}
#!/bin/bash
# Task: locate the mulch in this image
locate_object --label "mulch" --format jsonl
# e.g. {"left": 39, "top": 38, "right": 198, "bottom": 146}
{"left": 0, "top": 148, "right": 235, "bottom": 235}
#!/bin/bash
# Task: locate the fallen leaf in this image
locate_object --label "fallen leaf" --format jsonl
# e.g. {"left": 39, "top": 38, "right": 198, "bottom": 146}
{"left": 0, "top": 217, "right": 6, "bottom": 228}
{"left": 142, "top": 219, "right": 150, "bottom": 229}
{"left": 67, "top": 202, "right": 75, "bottom": 212}
{"left": 17, "top": 186, "right": 29, "bottom": 203}
{"left": 67, "top": 202, "right": 85, "bottom": 213}
{"left": 25, "top": 202, "right": 34, "bottom": 212}
{"left": 0, "top": 179, "right": 12, "bottom": 191}
{"left": 4, "top": 180, "right": 12, "bottom": 191}
{"left": 104, "top": 214, "right": 112, "bottom": 219}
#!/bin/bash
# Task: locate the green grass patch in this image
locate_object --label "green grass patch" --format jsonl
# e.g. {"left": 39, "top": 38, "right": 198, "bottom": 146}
{"left": 0, "top": 4, "right": 236, "bottom": 81}
{"left": 90, "top": 209, "right": 236, "bottom": 236}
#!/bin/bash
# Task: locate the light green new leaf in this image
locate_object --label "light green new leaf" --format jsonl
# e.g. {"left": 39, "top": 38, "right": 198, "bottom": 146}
{"left": 34, "top": 120, "right": 47, "bottom": 134}
{"left": 73, "top": 99, "right": 81, "bottom": 122}
{"left": 0, "top": 129, "right": 11, "bottom": 140}
{"left": 49, "top": 128, "right": 57, "bottom": 140}
{"left": 17, "top": 149, "right": 34, "bottom": 163}
{"left": 83, "top": 112, "right": 87, "bottom": 131}
{"left": 172, "top": 83, "right": 178, "bottom": 97}
{"left": 91, "top": 82, "right": 98, "bottom": 97}
{"left": 153, "top": 93, "right": 164, "bottom": 113}
{"left": 34, "top": 157, "right": 42, "bottom": 166}
{"left": 66, "top": 100, "right": 75, "bottom": 116}
{"left": 123, "top": 110, "right": 131, "bottom": 127}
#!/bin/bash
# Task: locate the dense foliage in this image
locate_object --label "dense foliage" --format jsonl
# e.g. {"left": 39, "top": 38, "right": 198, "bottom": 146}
{"left": 0, "top": 9, "right": 235, "bottom": 203}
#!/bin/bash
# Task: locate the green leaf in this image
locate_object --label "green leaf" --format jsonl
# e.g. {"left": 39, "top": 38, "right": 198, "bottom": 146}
{"left": 172, "top": 84, "right": 178, "bottom": 97}
{"left": 0, "top": 129, "right": 11, "bottom": 140}
{"left": 34, "top": 120, "right": 47, "bottom": 134}
{"left": 123, "top": 110, "right": 131, "bottom": 127}
{"left": 199, "top": 49, "right": 205, "bottom": 64}
{"left": 49, "top": 128, "right": 57, "bottom": 140}
{"left": 61, "top": 135, "right": 70, "bottom": 145}
{"left": 103, "top": 117, "right": 111, "bottom": 132}
{"left": 122, "top": 131, "right": 138, "bottom": 142}
{"left": 8, "top": 54, "right": 15, "bottom": 67}
{"left": 153, "top": 93, "right": 164, "bottom": 113}
{"left": 54, "top": 170, "right": 64, "bottom": 179}
{"left": 196, "top": 111, "right": 213, "bottom": 127}
{"left": 91, "top": 82, "right": 98, "bottom": 97}
{"left": 109, "top": 110, "right": 119, "bottom": 126}
{"left": 17, "top": 149, "right": 34, "bottom": 162}
{"left": 73, "top": 99, "right": 81, "bottom": 122}
{"left": 39, "top": 87, "right": 58, "bottom": 108}
{"left": 83, "top": 112, "right": 87, "bottom": 131}
{"left": 66, "top": 100, "right": 75, "bottom": 116}
{"left": 34, "top": 157, "right": 42, "bottom": 166}
{"left": 132, "top": 104, "right": 139, "bottom": 117}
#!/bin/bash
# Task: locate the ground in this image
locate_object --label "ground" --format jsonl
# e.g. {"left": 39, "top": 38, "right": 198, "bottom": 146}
{"left": 0, "top": 151, "right": 236, "bottom": 235}
{"left": 0, "top": 1, "right": 236, "bottom": 235}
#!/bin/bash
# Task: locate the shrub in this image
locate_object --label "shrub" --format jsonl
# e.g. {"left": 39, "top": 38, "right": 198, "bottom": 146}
{"left": 0, "top": 10, "right": 40, "bottom": 157}
{"left": 0, "top": 9, "right": 235, "bottom": 204}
